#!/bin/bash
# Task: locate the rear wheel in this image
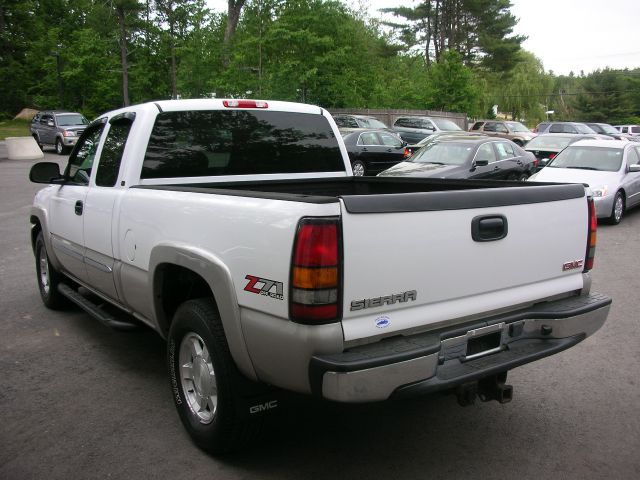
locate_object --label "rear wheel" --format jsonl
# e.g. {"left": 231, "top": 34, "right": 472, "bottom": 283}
{"left": 35, "top": 231, "right": 68, "bottom": 309}
{"left": 608, "top": 191, "right": 625, "bottom": 225}
{"left": 168, "top": 298, "right": 262, "bottom": 454}
{"left": 352, "top": 160, "right": 366, "bottom": 176}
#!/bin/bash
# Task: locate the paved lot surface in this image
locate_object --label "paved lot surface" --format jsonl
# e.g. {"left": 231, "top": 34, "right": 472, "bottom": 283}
{"left": 1, "top": 147, "right": 639, "bottom": 479}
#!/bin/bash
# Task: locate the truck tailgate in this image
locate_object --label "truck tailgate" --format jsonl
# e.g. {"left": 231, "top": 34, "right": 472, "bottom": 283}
{"left": 339, "top": 184, "right": 588, "bottom": 342}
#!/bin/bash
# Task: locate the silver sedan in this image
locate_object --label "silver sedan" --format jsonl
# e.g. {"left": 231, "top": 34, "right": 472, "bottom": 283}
{"left": 528, "top": 140, "right": 640, "bottom": 224}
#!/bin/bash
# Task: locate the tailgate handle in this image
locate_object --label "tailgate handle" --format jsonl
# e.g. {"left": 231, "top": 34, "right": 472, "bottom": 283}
{"left": 472, "top": 215, "right": 507, "bottom": 242}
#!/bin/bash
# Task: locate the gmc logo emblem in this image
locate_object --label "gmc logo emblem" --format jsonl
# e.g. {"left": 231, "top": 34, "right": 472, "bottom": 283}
{"left": 562, "top": 260, "right": 584, "bottom": 271}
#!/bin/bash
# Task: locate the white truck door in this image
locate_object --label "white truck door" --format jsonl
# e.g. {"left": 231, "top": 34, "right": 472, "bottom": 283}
{"left": 49, "top": 122, "right": 106, "bottom": 283}
{"left": 83, "top": 114, "right": 136, "bottom": 301}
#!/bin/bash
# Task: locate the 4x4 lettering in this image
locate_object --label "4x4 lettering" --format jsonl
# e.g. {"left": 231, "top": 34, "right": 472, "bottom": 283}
{"left": 244, "top": 275, "right": 284, "bottom": 300}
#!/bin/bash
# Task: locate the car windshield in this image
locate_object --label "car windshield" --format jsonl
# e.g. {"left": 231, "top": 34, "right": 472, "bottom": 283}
{"left": 359, "top": 117, "right": 387, "bottom": 129}
{"left": 595, "top": 124, "right": 619, "bottom": 134}
{"left": 56, "top": 114, "right": 89, "bottom": 126}
{"left": 575, "top": 124, "right": 597, "bottom": 134}
{"left": 432, "top": 118, "right": 462, "bottom": 131}
{"left": 506, "top": 122, "right": 530, "bottom": 132}
{"left": 409, "top": 142, "right": 473, "bottom": 165}
{"left": 526, "top": 136, "right": 574, "bottom": 150}
{"left": 548, "top": 146, "right": 623, "bottom": 172}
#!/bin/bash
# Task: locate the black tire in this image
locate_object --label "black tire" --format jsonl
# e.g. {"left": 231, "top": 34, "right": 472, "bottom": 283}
{"left": 352, "top": 160, "right": 366, "bottom": 176}
{"left": 167, "top": 298, "right": 262, "bottom": 454}
{"left": 55, "top": 138, "right": 66, "bottom": 155}
{"left": 35, "top": 231, "right": 69, "bottom": 309}
{"left": 608, "top": 191, "right": 625, "bottom": 225}
{"left": 33, "top": 135, "right": 43, "bottom": 151}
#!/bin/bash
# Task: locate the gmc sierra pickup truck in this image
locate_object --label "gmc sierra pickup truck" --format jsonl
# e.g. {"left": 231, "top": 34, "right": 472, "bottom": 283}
{"left": 29, "top": 99, "right": 611, "bottom": 454}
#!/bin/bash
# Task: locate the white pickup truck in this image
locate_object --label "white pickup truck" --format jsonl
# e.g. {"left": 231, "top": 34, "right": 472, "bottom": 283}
{"left": 29, "top": 99, "right": 611, "bottom": 453}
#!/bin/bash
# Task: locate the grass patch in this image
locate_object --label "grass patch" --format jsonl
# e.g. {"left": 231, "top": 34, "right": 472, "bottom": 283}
{"left": 0, "top": 119, "right": 31, "bottom": 140}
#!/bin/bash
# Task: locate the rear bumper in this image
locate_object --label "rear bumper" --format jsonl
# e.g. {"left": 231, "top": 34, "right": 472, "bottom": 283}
{"left": 309, "top": 293, "right": 611, "bottom": 402}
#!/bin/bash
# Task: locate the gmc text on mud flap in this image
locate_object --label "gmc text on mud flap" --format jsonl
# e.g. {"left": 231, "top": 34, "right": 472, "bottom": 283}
{"left": 244, "top": 275, "right": 284, "bottom": 300}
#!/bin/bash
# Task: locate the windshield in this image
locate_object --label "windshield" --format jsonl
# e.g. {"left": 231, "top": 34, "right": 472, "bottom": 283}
{"left": 506, "top": 122, "right": 530, "bottom": 132}
{"left": 432, "top": 118, "right": 463, "bottom": 131}
{"left": 592, "top": 124, "right": 618, "bottom": 134}
{"left": 409, "top": 142, "right": 474, "bottom": 165}
{"left": 360, "top": 117, "right": 387, "bottom": 129}
{"left": 56, "top": 114, "right": 89, "bottom": 126}
{"left": 575, "top": 124, "right": 597, "bottom": 134}
{"left": 526, "top": 135, "right": 574, "bottom": 150}
{"left": 548, "top": 146, "right": 623, "bottom": 172}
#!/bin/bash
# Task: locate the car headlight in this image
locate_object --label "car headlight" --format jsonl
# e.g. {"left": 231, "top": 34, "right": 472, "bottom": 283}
{"left": 523, "top": 136, "right": 531, "bottom": 141}
{"left": 62, "top": 130, "right": 77, "bottom": 137}
{"left": 591, "top": 185, "right": 608, "bottom": 197}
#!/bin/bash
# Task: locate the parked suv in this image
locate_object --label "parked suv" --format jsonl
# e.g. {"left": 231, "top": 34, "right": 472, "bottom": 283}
{"left": 469, "top": 120, "right": 535, "bottom": 146}
{"left": 392, "top": 116, "right": 463, "bottom": 143}
{"left": 30, "top": 110, "right": 89, "bottom": 154}
{"left": 613, "top": 125, "right": 640, "bottom": 136}
{"left": 534, "top": 121, "right": 596, "bottom": 135}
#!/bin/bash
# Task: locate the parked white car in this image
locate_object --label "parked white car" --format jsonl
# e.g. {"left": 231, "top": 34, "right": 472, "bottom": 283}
{"left": 529, "top": 139, "right": 640, "bottom": 224}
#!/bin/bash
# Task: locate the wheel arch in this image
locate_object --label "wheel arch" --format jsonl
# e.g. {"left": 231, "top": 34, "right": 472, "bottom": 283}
{"left": 149, "top": 244, "right": 257, "bottom": 381}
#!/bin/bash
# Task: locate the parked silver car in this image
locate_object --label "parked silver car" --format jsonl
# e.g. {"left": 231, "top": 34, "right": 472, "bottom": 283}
{"left": 528, "top": 139, "right": 640, "bottom": 224}
{"left": 392, "top": 116, "right": 463, "bottom": 143}
{"left": 30, "top": 110, "right": 89, "bottom": 155}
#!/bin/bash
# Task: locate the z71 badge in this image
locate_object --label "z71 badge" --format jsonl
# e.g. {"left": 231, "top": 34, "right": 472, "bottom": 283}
{"left": 244, "top": 275, "right": 284, "bottom": 300}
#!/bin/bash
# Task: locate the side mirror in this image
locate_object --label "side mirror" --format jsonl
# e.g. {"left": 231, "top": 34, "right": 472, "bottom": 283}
{"left": 29, "top": 162, "right": 64, "bottom": 184}
{"left": 475, "top": 159, "right": 489, "bottom": 167}
{"left": 629, "top": 164, "right": 640, "bottom": 173}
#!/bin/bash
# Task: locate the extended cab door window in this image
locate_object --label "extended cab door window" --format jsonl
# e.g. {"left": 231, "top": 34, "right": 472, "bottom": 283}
{"left": 66, "top": 121, "right": 106, "bottom": 185}
{"left": 95, "top": 114, "right": 135, "bottom": 187}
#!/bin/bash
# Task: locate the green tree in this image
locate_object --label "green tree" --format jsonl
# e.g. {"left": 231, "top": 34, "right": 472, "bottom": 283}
{"left": 427, "top": 50, "right": 479, "bottom": 115}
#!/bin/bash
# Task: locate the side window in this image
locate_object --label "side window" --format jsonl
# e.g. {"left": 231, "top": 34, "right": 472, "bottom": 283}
{"left": 470, "top": 122, "right": 484, "bottom": 131}
{"left": 476, "top": 143, "right": 497, "bottom": 163}
{"left": 96, "top": 116, "right": 134, "bottom": 187}
{"left": 484, "top": 122, "right": 497, "bottom": 132}
{"left": 420, "top": 119, "right": 435, "bottom": 130}
{"left": 359, "top": 132, "right": 379, "bottom": 145}
{"left": 348, "top": 118, "right": 359, "bottom": 128}
{"left": 495, "top": 123, "right": 508, "bottom": 133}
{"left": 621, "top": 127, "right": 628, "bottom": 133}
{"left": 65, "top": 123, "right": 106, "bottom": 185}
{"left": 628, "top": 147, "right": 640, "bottom": 166}
{"left": 41, "top": 114, "right": 52, "bottom": 125}
{"left": 548, "top": 124, "right": 562, "bottom": 133}
{"left": 495, "top": 142, "right": 514, "bottom": 160}
{"left": 380, "top": 133, "right": 402, "bottom": 147}
{"left": 394, "top": 118, "right": 408, "bottom": 127}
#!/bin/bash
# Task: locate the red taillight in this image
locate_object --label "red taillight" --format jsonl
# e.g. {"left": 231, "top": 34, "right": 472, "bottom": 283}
{"left": 584, "top": 198, "right": 597, "bottom": 271}
{"left": 403, "top": 147, "right": 411, "bottom": 158}
{"left": 549, "top": 153, "right": 557, "bottom": 160}
{"left": 223, "top": 100, "right": 268, "bottom": 108}
{"left": 290, "top": 218, "right": 341, "bottom": 324}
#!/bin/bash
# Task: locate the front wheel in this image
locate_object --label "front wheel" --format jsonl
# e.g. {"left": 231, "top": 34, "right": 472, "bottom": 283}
{"left": 55, "top": 138, "right": 66, "bottom": 155}
{"left": 352, "top": 160, "right": 366, "bottom": 176}
{"left": 608, "top": 191, "right": 625, "bottom": 225}
{"left": 167, "top": 298, "right": 262, "bottom": 454}
{"left": 35, "top": 231, "right": 68, "bottom": 309}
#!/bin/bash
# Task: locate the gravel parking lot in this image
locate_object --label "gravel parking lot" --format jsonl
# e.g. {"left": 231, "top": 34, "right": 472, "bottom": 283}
{"left": 1, "top": 146, "right": 639, "bottom": 479}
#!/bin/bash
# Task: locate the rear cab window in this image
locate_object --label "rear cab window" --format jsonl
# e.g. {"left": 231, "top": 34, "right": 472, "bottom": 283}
{"left": 142, "top": 110, "right": 345, "bottom": 178}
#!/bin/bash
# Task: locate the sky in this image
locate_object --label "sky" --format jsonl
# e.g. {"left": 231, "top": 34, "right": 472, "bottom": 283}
{"left": 357, "top": 0, "right": 640, "bottom": 75}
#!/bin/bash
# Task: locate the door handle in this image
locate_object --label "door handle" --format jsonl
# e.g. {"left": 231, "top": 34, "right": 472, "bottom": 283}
{"left": 471, "top": 215, "right": 508, "bottom": 242}
{"left": 75, "top": 200, "right": 83, "bottom": 216}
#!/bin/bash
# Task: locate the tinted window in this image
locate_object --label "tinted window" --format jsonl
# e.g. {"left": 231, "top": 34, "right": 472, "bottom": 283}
{"left": 96, "top": 118, "right": 134, "bottom": 187}
{"left": 549, "top": 124, "right": 574, "bottom": 134}
{"left": 380, "top": 133, "right": 402, "bottom": 147}
{"left": 394, "top": 117, "right": 414, "bottom": 128}
{"left": 419, "top": 119, "right": 435, "bottom": 130}
{"left": 142, "top": 111, "right": 344, "bottom": 178}
{"left": 495, "top": 142, "right": 515, "bottom": 159}
{"left": 470, "top": 122, "right": 484, "bottom": 131}
{"left": 627, "top": 147, "right": 640, "bottom": 165}
{"left": 359, "top": 132, "right": 379, "bottom": 145}
{"left": 65, "top": 123, "right": 106, "bottom": 185}
{"left": 484, "top": 122, "right": 497, "bottom": 132}
{"left": 476, "top": 143, "right": 497, "bottom": 163}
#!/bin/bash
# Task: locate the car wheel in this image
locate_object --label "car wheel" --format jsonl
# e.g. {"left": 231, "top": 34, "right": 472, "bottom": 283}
{"left": 35, "top": 231, "right": 69, "bottom": 309}
{"left": 168, "top": 298, "right": 262, "bottom": 454}
{"left": 55, "top": 138, "right": 66, "bottom": 155}
{"left": 352, "top": 160, "right": 366, "bottom": 176}
{"left": 608, "top": 191, "right": 625, "bottom": 225}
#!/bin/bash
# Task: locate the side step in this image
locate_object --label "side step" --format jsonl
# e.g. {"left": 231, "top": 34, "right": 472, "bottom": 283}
{"left": 58, "top": 283, "right": 139, "bottom": 331}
